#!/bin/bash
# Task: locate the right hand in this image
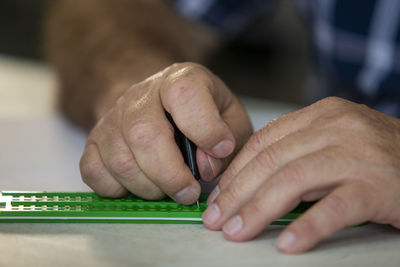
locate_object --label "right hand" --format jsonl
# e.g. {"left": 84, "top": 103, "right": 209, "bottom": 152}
{"left": 79, "top": 62, "right": 253, "bottom": 204}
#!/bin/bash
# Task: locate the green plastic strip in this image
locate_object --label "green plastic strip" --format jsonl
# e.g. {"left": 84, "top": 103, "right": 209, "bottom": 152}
{"left": 0, "top": 191, "right": 313, "bottom": 225}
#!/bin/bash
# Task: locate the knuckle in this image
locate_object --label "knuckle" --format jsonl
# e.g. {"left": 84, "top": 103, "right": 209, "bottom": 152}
{"left": 245, "top": 200, "right": 266, "bottom": 218}
{"left": 182, "top": 64, "right": 212, "bottom": 84}
{"left": 165, "top": 79, "right": 197, "bottom": 104}
{"left": 170, "top": 62, "right": 209, "bottom": 75}
{"left": 168, "top": 62, "right": 183, "bottom": 71}
{"left": 316, "top": 109, "right": 368, "bottom": 131}
{"left": 220, "top": 165, "right": 239, "bottom": 185}
{"left": 220, "top": 183, "right": 242, "bottom": 206}
{"left": 80, "top": 153, "right": 101, "bottom": 183}
{"left": 279, "top": 162, "right": 306, "bottom": 187}
{"left": 313, "top": 98, "right": 370, "bottom": 131}
{"left": 159, "top": 168, "right": 188, "bottom": 195}
{"left": 168, "top": 62, "right": 199, "bottom": 71}
{"left": 108, "top": 153, "right": 136, "bottom": 177}
{"left": 255, "top": 147, "right": 279, "bottom": 171}
{"left": 79, "top": 145, "right": 128, "bottom": 199}
{"left": 127, "top": 120, "right": 163, "bottom": 149}
{"left": 165, "top": 63, "right": 213, "bottom": 98}
{"left": 247, "top": 129, "right": 267, "bottom": 152}
{"left": 322, "top": 146, "right": 349, "bottom": 166}
{"left": 334, "top": 110, "right": 366, "bottom": 127}
{"left": 323, "top": 194, "right": 350, "bottom": 218}
{"left": 317, "top": 96, "right": 347, "bottom": 107}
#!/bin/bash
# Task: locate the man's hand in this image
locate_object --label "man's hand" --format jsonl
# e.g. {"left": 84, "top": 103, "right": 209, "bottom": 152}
{"left": 202, "top": 96, "right": 400, "bottom": 253}
{"left": 80, "top": 62, "right": 252, "bottom": 204}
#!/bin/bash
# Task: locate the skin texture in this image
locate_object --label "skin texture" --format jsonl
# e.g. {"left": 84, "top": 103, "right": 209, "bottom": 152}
{"left": 202, "top": 96, "right": 400, "bottom": 253}
{"left": 44, "top": 0, "right": 253, "bottom": 206}
{"left": 79, "top": 63, "right": 253, "bottom": 204}
{"left": 44, "top": 0, "right": 219, "bottom": 129}
{"left": 44, "top": 0, "right": 400, "bottom": 254}
{"left": 43, "top": 1, "right": 254, "bottom": 205}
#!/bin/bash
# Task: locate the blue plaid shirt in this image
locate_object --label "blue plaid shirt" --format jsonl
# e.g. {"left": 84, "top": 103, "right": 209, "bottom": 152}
{"left": 170, "top": 0, "right": 400, "bottom": 117}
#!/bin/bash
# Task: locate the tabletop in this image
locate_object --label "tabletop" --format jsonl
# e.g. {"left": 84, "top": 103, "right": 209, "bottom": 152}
{"left": 1, "top": 55, "right": 399, "bottom": 267}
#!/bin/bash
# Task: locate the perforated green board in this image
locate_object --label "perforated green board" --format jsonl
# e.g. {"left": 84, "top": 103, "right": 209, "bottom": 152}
{"left": 0, "top": 191, "right": 312, "bottom": 225}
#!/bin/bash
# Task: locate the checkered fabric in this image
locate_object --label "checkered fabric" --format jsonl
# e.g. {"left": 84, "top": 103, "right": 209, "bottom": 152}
{"left": 170, "top": 0, "right": 400, "bottom": 117}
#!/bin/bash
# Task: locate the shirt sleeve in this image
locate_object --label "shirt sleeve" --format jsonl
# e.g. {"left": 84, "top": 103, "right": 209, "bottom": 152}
{"left": 169, "top": 0, "right": 278, "bottom": 39}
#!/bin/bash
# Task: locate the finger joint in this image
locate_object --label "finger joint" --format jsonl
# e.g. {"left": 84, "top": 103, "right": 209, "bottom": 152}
{"left": 127, "top": 120, "right": 163, "bottom": 150}
{"left": 108, "top": 153, "right": 136, "bottom": 177}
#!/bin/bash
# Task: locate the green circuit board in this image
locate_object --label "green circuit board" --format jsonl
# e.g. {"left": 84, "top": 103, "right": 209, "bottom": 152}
{"left": 0, "top": 191, "right": 313, "bottom": 225}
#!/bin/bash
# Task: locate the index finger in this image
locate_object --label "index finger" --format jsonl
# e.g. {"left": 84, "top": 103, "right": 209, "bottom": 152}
{"left": 213, "top": 97, "right": 347, "bottom": 200}
{"left": 210, "top": 107, "right": 313, "bottom": 202}
{"left": 121, "top": 83, "right": 201, "bottom": 205}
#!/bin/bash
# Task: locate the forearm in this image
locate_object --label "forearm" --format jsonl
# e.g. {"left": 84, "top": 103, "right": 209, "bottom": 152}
{"left": 44, "top": 0, "right": 219, "bottom": 129}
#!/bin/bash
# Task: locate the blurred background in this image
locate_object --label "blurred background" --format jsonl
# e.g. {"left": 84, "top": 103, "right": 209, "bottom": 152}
{"left": 0, "top": 0, "right": 49, "bottom": 59}
{"left": 0, "top": 0, "right": 310, "bottom": 106}
{"left": 0, "top": 0, "right": 309, "bottom": 191}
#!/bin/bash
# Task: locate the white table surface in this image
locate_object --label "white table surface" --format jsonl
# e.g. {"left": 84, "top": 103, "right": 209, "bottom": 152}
{"left": 0, "top": 55, "right": 399, "bottom": 267}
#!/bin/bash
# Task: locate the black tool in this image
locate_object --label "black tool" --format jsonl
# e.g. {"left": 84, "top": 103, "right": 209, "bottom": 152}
{"left": 166, "top": 112, "right": 201, "bottom": 208}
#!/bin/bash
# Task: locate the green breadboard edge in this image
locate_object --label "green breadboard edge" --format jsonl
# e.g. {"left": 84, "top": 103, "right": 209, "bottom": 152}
{"left": 0, "top": 191, "right": 313, "bottom": 225}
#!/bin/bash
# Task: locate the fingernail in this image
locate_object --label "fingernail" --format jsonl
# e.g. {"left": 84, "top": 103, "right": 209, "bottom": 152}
{"left": 277, "top": 231, "right": 296, "bottom": 251}
{"left": 199, "top": 154, "right": 223, "bottom": 182}
{"left": 207, "top": 185, "right": 220, "bottom": 204}
{"left": 202, "top": 203, "right": 220, "bottom": 225}
{"left": 212, "top": 139, "right": 234, "bottom": 158}
{"left": 174, "top": 185, "right": 197, "bottom": 204}
{"left": 223, "top": 215, "right": 243, "bottom": 235}
{"left": 199, "top": 155, "right": 222, "bottom": 182}
{"left": 208, "top": 155, "right": 223, "bottom": 178}
{"left": 197, "top": 149, "right": 214, "bottom": 181}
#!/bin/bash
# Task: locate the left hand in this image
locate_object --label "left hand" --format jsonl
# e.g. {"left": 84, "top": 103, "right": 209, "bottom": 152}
{"left": 202, "top": 97, "right": 400, "bottom": 253}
